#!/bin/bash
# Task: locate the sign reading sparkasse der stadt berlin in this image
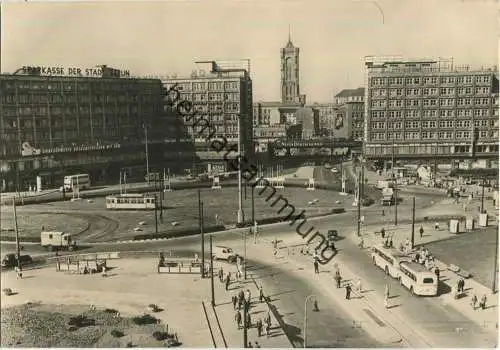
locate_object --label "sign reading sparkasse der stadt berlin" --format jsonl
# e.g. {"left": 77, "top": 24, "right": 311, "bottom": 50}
{"left": 21, "top": 65, "right": 131, "bottom": 78}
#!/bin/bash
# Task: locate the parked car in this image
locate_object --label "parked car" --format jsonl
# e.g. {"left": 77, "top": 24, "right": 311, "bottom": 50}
{"left": 1, "top": 254, "right": 33, "bottom": 268}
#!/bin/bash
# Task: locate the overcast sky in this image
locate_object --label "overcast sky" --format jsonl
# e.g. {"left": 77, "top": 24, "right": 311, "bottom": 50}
{"left": 1, "top": 0, "right": 498, "bottom": 102}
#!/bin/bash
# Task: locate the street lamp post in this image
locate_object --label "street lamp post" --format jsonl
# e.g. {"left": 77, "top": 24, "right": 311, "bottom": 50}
{"left": 13, "top": 200, "right": 21, "bottom": 273}
{"left": 356, "top": 170, "right": 361, "bottom": 237}
{"left": 144, "top": 123, "right": 150, "bottom": 185}
{"left": 303, "top": 294, "right": 317, "bottom": 348}
{"left": 154, "top": 194, "right": 158, "bottom": 234}
{"left": 210, "top": 234, "right": 215, "bottom": 306}
{"left": 481, "top": 178, "right": 485, "bottom": 213}
{"left": 237, "top": 115, "right": 244, "bottom": 225}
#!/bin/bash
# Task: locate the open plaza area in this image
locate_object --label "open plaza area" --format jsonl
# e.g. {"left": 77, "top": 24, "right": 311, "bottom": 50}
{"left": 1, "top": 185, "right": 351, "bottom": 243}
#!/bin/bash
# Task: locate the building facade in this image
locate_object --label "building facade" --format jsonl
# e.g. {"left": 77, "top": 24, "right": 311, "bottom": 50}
{"left": 252, "top": 102, "right": 282, "bottom": 126}
{"left": 334, "top": 87, "right": 365, "bottom": 105}
{"left": 162, "top": 67, "right": 253, "bottom": 174}
{"left": 0, "top": 65, "right": 185, "bottom": 192}
{"left": 254, "top": 124, "right": 289, "bottom": 153}
{"left": 364, "top": 58, "right": 499, "bottom": 167}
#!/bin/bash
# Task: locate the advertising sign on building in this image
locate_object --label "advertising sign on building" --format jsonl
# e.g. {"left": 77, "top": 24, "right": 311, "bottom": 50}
{"left": 21, "top": 65, "right": 131, "bottom": 78}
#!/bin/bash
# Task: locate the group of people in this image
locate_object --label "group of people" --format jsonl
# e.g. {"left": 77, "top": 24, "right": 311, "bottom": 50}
{"left": 414, "top": 247, "right": 436, "bottom": 271}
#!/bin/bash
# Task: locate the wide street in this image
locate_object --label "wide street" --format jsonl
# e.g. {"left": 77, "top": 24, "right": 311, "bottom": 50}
{"left": 1, "top": 165, "right": 497, "bottom": 348}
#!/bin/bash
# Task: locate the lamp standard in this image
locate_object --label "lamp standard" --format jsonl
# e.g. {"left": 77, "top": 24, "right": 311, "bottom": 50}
{"left": 303, "top": 294, "right": 317, "bottom": 348}
{"left": 143, "top": 123, "right": 150, "bottom": 185}
{"left": 237, "top": 115, "right": 244, "bottom": 225}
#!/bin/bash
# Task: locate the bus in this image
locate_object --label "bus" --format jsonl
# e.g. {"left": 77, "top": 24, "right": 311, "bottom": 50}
{"left": 106, "top": 193, "right": 157, "bottom": 210}
{"left": 371, "top": 245, "right": 412, "bottom": 278}
{"left": 63, "top": 174, "right": 91, "bottom": 192}
{"left": 398, "top": 261, "right": 438, "bottom": 296}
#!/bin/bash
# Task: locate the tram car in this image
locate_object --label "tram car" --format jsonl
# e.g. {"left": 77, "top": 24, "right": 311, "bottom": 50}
{"left": 105, "top": 193, "right": 157, "bottom": 210}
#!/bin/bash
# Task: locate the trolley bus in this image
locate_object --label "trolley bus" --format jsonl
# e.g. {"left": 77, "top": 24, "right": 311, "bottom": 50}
{"left": 63, "top": 174, "right": 91, "bottom": 192}
{"left": 371, "top": 245, "right": 412, "bottom": 278}
{"left": 105, "top": 193, "right": 157, "bottom": 210}
{"left": 398, "top": 261, "right": 438, "bottom": 296}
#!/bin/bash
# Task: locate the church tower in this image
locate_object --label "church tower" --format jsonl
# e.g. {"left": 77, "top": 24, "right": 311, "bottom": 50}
{"left": 281, "top": 29, "right": 300, "bottom": 104}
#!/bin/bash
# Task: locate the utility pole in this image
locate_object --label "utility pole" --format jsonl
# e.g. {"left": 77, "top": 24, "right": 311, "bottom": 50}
{"left": 159, "top": 190, "right": 164, "bottom": 223}
{"left": 13, "top": 200, "right": 21, "bottom": 272}
{"left": 154, "top": 194, "right": 158, "bottom": 234}
{"left": 199, "top": 190, "right": 205, "bottom": 279}
{"left": 144, "top": 123, "right": 150, "bottom": 185}
{"left": 237, "top": 115, "right": 244, "bottom": 225}
{"left": 244, "top": 228, "right": 247, "bottom": 280}
{"left": 243, "top": 300, "right": 248, "bottom": 348}
{"left": 481, "top": 178, "right": 485, "bottom": 213}
{"left": 411, "top": 197, "right": 415, "bottom": 248}
{"left": 492, "top": 230, "right": 498, "bottom": 294}
{"left": 356, "top": 170, "right": 361, "bottom": 237}
{"left": 251, "top": 185, "right": 255, "bottom": 223}
{"left": 210, "top": 234, "right": 215, "bottom": 306}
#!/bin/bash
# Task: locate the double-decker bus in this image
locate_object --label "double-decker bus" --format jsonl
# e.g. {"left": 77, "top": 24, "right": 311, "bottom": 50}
{"left": 371, "top": 245, "right": 412, "bottom": 278}
{"left": 63, "top": 174, "right": 91, "bottom": 192}
{"left": 398, "top": 261, "right": 438, "bottom": 296}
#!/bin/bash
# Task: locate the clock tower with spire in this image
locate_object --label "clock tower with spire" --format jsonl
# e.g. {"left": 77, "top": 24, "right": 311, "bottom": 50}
{"left": 281, "top": 28, "right": 301, "bottom": 104}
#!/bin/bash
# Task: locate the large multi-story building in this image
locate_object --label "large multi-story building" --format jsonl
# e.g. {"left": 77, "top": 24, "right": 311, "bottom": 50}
{"left": 364, "top": 57, "right": 499, "bottom": 168}
{"left": 162, "top": 62, "right": 253, "bottom": 174}
{"left": 0, "top": 65, "right": 186, "bottom": 192}
{"left": 333, "top": 88, "right": 365, "bottom": 140}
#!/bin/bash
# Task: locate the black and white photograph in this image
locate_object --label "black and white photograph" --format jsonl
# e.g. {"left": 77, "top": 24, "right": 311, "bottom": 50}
{"left": 0, "top": 0, "right": 498, "bottom": 348}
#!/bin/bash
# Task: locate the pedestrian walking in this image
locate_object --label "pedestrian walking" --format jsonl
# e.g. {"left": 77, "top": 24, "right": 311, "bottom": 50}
{"left": 389, "top": 238, "right": 393, "bottom": 248}
{"left": 225, "top": 274, "right": 230, "bottom": 291}
{"left": 419, "top": 226, "right": 424, "bottom": 238}
{"left": 381, "top": 227, "right": 386, "bottom": 239}
{"left": 384, "top": 284, "right": 390, "bottom": 299}
{"left": 384, "top": 294, "right": 389, "bottom": 308}
{"left": 471, "top": 294, "right": 478, "bottom": 310}
{"left": 218, "top": 268, "right": 224, "bottom": 282}
{"left": 256, "top": 319, "right": 263, "bottom": 337}
{"left": 265, "top": 320, "right": 271, "bottom": 337}
{"left": 259, "top": 286, "right": 264, "bottom": 303}
{"left": 232, "top": 295, "right": 238, "bottom": 310}
{"left": 314, "top": 259, "right": 319, "bottom": 274}
{"left": 335, "top": 272, "right": 342, "bottom": 288}
{"left": 265, "top": 312, "right": 271, "bottom": 327}
{"left": 273, "top": 248, "right": 278, "bottom": 258}
{"left": 345, "top": 284, "right": 352, "bottom": 300}
{"left": 434, "top": 267, "right": 440, "bottom": 280}
{"left": 358, "top": 237, "right": 364, "bottom": 249}
{"left": 356, "top": 278, "right": 362, "bottom": 293}
{"left": 381, "top": 209, "right": 385, "bottom": 216}
{"left": 246, "top": 312, "right": 252, "bottom": 328}
{"left": 480, "top": 294, "right": 487, "bottom": 310}
{"left": 235, "top": 310, "right": 242, "bottom": 329}
{"left": 459, "top": 278, "right": 465, "bottom": 293}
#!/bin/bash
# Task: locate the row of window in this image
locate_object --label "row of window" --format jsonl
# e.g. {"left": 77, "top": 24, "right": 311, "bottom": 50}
{"left": 185, "top": 81, "right": 240, "bottom": 92}
{"left": 371, "top": 130, "right": 498, "bottom": 140}
{"left": 2, "top": 93, "right": 156, "bottom": 104}
{"left": 373, "top": 86, "right": 491, "bottom": 98}
{"left": 372, "top": 119, "right": 495, "bottom": 129}
{"left": 365, "top": 144, "right": 499, "bottom": 156}
{"left": 372, "top": 108, "right": 497, "bottom": 119}
{"left": 2, "top": 80, "right": 159, "bottom": 92}
{"left": 3, "top": 105, "right": 157, "bottom": 117}
{"left": 179, "top": 92, "right": 241, "bottom": 102}
{"left": 371, "top": 75, "right": 493, "bottom": 86}
{"left": 372, "top": 97, "right": 493, "bottom": 108}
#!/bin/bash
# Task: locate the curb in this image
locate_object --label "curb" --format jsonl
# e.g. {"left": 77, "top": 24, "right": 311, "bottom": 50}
{"left": 250, "top": 278, "right": 296, "bottom": 348}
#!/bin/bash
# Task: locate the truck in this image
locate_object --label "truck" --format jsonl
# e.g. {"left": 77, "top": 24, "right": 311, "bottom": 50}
{"left": 377, "top": 179, "right": 394, "bottom": 190}
{"left": 381, "top": 187, "right": 395, "bottom": 206}
{"left": 40, "top": 231, "right": 77, "bottom": 251}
